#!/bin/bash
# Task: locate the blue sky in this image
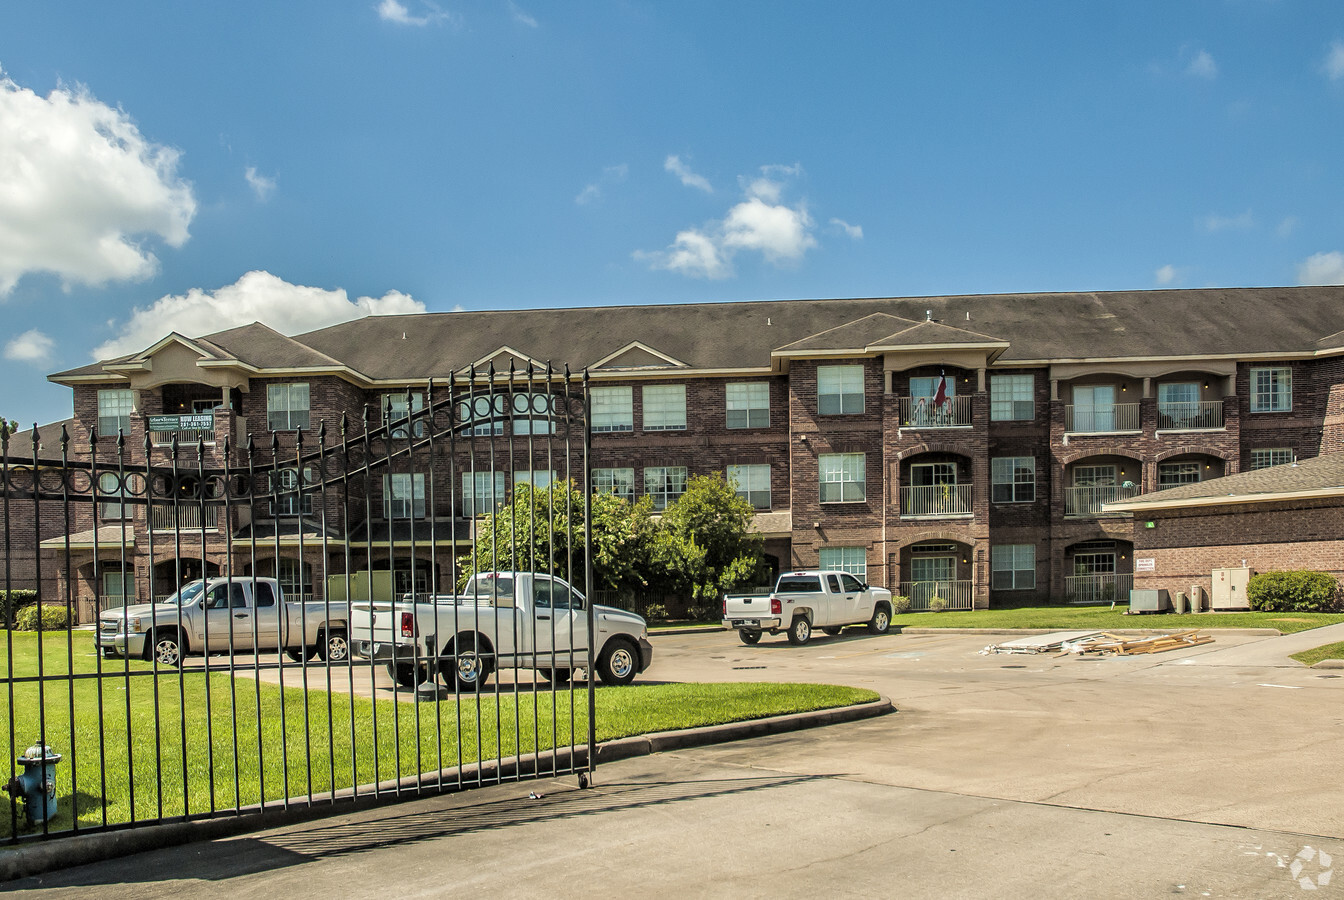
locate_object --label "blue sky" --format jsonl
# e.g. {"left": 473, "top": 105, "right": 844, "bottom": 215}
{"left": 3, "top": 1, "right": 1344, "bottom": 428}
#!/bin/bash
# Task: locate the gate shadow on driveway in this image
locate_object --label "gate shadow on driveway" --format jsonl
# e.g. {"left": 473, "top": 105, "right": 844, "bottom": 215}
{"left": 26, "top": 774, "right": 830, "bottom": 887}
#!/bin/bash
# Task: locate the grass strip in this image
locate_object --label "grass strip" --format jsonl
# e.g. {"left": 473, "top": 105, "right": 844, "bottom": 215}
{"left": 1290, "top": 641, "right": 1344, "bottom": 666}
{"left": 890, "top": 607, "right": 1344, "bottom": 634}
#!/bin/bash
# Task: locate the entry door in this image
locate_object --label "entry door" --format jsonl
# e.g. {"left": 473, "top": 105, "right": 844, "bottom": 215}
{"left": 1073, "top": 385, "right": 1115, "bottom": 432}
{"left": 909, "top": 556, "right": 955, "bottom": 605}
{"left": 531, "top": 576, "right": 589, "bottom": 668}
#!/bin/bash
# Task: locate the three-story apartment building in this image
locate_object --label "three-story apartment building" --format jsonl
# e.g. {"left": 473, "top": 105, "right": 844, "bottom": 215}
{"left": 29, "top": 286, "right": 1344, "bottom": 618}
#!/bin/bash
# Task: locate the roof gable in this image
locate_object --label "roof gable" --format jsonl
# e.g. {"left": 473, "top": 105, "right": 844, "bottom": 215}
{"left": 591, "top": 341, "right": 688, "bottom": 370}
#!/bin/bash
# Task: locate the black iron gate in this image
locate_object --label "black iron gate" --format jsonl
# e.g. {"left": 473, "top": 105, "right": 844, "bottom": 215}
{"left": 1, "top": 365, "right": 599, "bottom": 842}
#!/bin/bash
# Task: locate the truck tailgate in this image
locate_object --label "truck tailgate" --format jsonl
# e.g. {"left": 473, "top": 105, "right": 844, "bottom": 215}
{"left": 351, "top": 602, "right": 397, "bottom": 644}
{"left": 724, "top": 593, "right": 774, "bottom": 620}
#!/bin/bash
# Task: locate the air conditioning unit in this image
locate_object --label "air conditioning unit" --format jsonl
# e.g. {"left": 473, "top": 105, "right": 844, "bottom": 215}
{"left": 1211, "top": 567, "right": 1251, "bottom": 610}
{"left": 1129, "top": 589, "right": 1171, "bottom": 612}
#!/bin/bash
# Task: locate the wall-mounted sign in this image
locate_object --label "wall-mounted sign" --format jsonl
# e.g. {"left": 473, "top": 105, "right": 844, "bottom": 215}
{"left": 1145, "top": 521, "right": 1156, "bottom": 529}
{"left": 1135, "top": 557, "right": 1156, "bottom": 572}
{"left": 147, "top": 413, "right": 214, "bottom": 432}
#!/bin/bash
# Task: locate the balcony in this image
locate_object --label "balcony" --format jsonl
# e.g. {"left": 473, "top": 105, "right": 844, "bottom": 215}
{"left": 1064, "top": 403, "right": 1140, "bottom": 433}
{"left": 898, "top": 580, "right": 974, "bottom": 610}
{"left": 900, "top": 484, "right": 973, "bottom": 519}
{"left": 149, "top": 505, "right": 219, "bottom": 531}
{"left": 1064, "top": 484, "right": 1139, "bottom": 517}
{"left": 1063, "top": 573, "right": 1133, "bottom": 604}
{"left": 1156, "top": 400, "right": 1224, "bottom": 431}
{"left": 897, "top": 396, "right": 972, "bottom": 428}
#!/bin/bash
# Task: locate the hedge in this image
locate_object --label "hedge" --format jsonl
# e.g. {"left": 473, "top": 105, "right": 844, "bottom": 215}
{"left": 13, "top": 604, "right": 71, "bottom": 632}
{"left": 1, "top": 590, "right": 39, "bottom": 627}
{"left": 1247, "top": 570, "right": 1342, "bottom": 613}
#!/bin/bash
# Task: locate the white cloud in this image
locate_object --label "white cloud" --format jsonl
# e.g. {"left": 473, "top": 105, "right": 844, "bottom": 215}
{"left": 0, "top": 73, "right": 196, "bottom": 297}
{"left": 1297, "top": 251, "right": 1344, "bottom": 285}
{"left": 830, "top": 218, "right": 863, "bottom": 240}
{"left": 1155, "top": 264, "right": 1179, "bottom": 286}
{"left": 1186, "top": 48, "right": 1217, "bottom": 80}
{"left": 575, "top": 163, "right": 628, "bottom": 205}
{"left": 4, "top": 329, "right": 54, "bottom": 363}
{"left": 507, "top": 1, "right": 537, "bottom": 27}
{"left": 92, "top": 270, "right": 426, "bottom": 359}
{"left": 1324, "top": 40, "right": 1344, "bottom": 81}
{"left": 636, "top": 163, "right": 820, "bottom": 278}
{"left": 244, "top": 166, "right": 276, "bottom": 201}
{"left": 664, "top": 155, "right": 713, "bottom": 193}
{"left": 376, "top": 0, "right": 458, "bottom": 27}
{"left": 1202, "top": 210, "right": 1253, "bottom": 232}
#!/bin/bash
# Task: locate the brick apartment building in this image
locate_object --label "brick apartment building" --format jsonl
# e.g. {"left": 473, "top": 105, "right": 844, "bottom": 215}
{"left": 25, "top": 285, "right": 1344, "bottom": 617}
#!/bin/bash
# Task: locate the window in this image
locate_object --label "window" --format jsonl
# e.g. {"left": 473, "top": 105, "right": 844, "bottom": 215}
{"left": 1250, "top": 448, "right": 1294, "bottom": 470}
{"left": 910, "top": 554, "right": 954, "bottom": 583}
{"left": 820, "top": 453, "right": 865, "bottom": 503}
{"left": 991, "top": 457, "right": 1035, "bottom": 503}
{"left": 1072, "top": 385, "right": 1116, "bottom": 432}
{"left": 462, "top": 471, "right": 506, "bottom": 516}
{"left": 513, "top": 469, "right": 556, "bottom": 489}
{"left": 591, "top": 467, "right": 635, "bottom": 500}
{"left": 97, "top": 389, "right": 135, "bottom": 436}
{"left": 101, "top": 567, "right": 135, "bottom": 607}
{"left": 819, "top": 547, "right": 867, "bottom": 578}
{"left": 1073, "top": 551, "right": 1116, "bottom": 577}
{"left": 643, "top": 466, "right": 687, "bottom": 510}
{"left": 727, "top": 464, "right": 771, "bottom": 510}
{"left": 991, "top": 544, "right": 1035, "bottom": 590}
{"left": 1157, "top": 382, "right": 1200, "bottom": 427}
{"left": 1157, "top": 462, "right": 1201, "bottom": 488}
{"left": 642, "top": 385, "right": 687, "bottom": 431}
{"left": 726, "top": 383, "right": 770, "bottom": 429}
{"left": 271, "top": 467, "right": 315, "bottom": 516}
{"left": 910, "top": 462, "right": 956, "bottom": 487}
{"left": 590, "top": 386, "right": 633, "bottom": 433}
{"left": 512, "top": 392, "right": 557, "bottom": 435}
{"left": 1073, "top": 465, "right": 1117, "bottom": 486}
{"left": 98, "top": 472, "right": 131, "bottom": 521}
{"left": 266, "top": 383, "right": 310, "bottom": 431}
{"left": 817, "top": 366, "right": 864, "bottom": 415}
{"left": 385, "top": 392, "right": 425, "bottom": 438}
{"left": 1250, "top": 367, "right": 1291, "bottom": 412}
{"left": 384, "top": 473, "right": 426, "bottom": 518}
{"left": 271, "top": 559, "right": 313, "bottom": 602}
{"left": 990, "top": 374, "right": 1034, "bottom": 421}
{"left": 458, "top": 394, "right": 505, "bottom": 436}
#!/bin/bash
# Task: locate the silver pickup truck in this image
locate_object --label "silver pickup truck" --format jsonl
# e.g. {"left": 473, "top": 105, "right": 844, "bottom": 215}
{"left": 96, "top": 576, "right": 350, "bottom": 667}
{"left": 723, "top": 570, "right": 893, "bottom": 645}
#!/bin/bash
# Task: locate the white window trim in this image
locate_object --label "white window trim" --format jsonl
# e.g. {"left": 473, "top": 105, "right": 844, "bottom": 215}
{"left": 817, "top": 365, "right": 865, "bottom": 416}
{"left": 591, "top": 386, "right": 634, "bottom": 433}
{"left": 819, "top": 452, "right": 866, "bottom": 503}
{"left": 642, "top": 384, "right": 687, "bottom": 432}
{"left": 726, "top": 382, "right": 770, "bottom": 429}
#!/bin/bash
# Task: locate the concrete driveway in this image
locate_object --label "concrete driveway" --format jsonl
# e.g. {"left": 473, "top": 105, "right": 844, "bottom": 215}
{"left": 8, "top": 624, "right": 1343, "bottom": 898}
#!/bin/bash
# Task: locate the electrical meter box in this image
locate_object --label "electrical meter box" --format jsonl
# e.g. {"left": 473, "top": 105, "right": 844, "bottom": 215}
{"left": 1211, "top": 567, "right": 1252, "bottom": 610}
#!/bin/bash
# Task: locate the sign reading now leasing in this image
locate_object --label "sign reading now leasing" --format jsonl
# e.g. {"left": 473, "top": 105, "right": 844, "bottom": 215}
{"left": 147, "top": 413, "right": 215, "bottom": 431}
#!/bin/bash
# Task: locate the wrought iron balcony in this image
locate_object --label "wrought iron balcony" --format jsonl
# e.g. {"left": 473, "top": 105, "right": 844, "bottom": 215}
{"left": 1063, "top": 573, "right": 1133, "bottom": 604}
{"left": 1064, "top": 402, "right": 1140, "bottom": 433}
{"left": 1064, "top": 484, "right": 1139, "bottom": 517}
{"left": 1156, "top": 400, "right": 1224, "bottom": 431}
{"left": 900, "top": 484, "right": 974, "bottom": 518}
{"left": 897, "top": 396, "right": 972, "bottom": 428}
{"left": 898, "top": 580, "right": 973, "bottom": 610}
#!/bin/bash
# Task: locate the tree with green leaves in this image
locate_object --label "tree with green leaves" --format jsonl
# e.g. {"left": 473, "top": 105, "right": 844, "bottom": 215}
{"left": 654, "top": 472, "right": 765, "bottom": 602}
{"left": 459, "top": 480, "right": 658, "bottom": 595}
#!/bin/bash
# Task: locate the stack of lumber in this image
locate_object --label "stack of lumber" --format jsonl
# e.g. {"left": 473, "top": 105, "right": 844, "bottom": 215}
{"left": 1064, "top": 630, "right": 1213, "bottom": 656}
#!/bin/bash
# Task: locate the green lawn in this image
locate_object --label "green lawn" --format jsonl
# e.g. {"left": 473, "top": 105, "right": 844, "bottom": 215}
{"left": 0, "top": 631, "right": 875, "bottom": 838}
{"left": 890, "top": 606, "right": 1344, "bottom": 634}
{"left": 1290, "top": 641, "right": 1344, "bottom": 666}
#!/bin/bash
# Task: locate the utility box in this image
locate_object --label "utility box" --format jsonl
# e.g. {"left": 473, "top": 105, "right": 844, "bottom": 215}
{"left": 326, "top": 571, "right": 395, "bottom": 605}
{"left": 1189, "top": 584, "right": 1205, "bottom": 613}
{"left": 1211, "top": 567, "right": 1252, "bottom": 610}
{"left": 1129, "top": 589, "right": 1171, "bottom": 612}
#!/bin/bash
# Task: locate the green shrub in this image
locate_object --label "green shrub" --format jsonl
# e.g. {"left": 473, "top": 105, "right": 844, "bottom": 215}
{"left": 1, "top": 590, "right": 39, "bottom": 627}
{"left": 13, "top": 604, "right": 71, "bottom": 631}
{"left": 928, "top": 596, "right": 948, "bottom": 613}
{"left": 1247, "top": 570, "right": 1342, "bottom": 613}
{"left": 641, "top": 602, "right": 669, "bottom": 621}
{"left": 891, "top": 595, "right": 912, "bottom": 615}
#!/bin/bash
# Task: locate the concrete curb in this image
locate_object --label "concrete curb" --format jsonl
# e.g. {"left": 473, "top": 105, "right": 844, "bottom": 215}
{"left": 1310, "top": 658, "right": 1344, "bottom": 669}
{"left": 0, "top": 696, "right": 894, "bottom": 883}
{"left": 649, "top": 626, "right": 725, "bottom": 636}
{"left": 895, "top": 626, "right": 1284, "bottom": 637}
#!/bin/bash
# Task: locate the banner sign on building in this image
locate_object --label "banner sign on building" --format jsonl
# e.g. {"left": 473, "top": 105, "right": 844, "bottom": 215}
{"left": 147, "top": 413, "right": 215, "bottom": 432}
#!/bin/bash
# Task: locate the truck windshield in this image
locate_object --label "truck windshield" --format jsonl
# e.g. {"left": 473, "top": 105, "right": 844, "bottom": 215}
{"left": 776, "top": 576, "right": 822, "bottom": 593}
{"left": 162, "top": 582, "right": 206, "bottom": 605}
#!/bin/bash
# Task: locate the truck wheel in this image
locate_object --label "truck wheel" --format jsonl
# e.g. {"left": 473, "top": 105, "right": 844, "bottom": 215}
{"left": 319, "top": 629, "right": 349, "bottom": 663}
{"left": 787, "top": 616, "right": 812, "bottom": 646}
{"left": 386, "top": 662, "right": 428, "bottom": 687}
{"left": 537, "top": 668, "right": 572, "bottom": 685}
{"left": 738, "top": 628, "right": 762, "bottom": 645}
{"left": 868, "top": 604, "right": 892, "bottom": 635}
{"left": 444, "top": 635, "right": 493, "bottom": 692}
{"left": 822, "top": 626, "right": 843, "bottom": 636}
{"left": 597, "top": 639, "right": 639, "bottom": 686}
{"left": 150, "top": 631, "right": 184, "bottom": 667}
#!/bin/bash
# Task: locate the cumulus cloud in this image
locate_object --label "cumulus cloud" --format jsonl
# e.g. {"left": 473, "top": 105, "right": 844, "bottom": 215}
{"left": 575, "top": 163, "right": 628, "bottom": 205}
{"left": 635, "top": 164, "right": 818, "bottom": 279}
{"left": 507, "top": 1, "right": 537, "bottom": 27}
{"left": 376, "top": 0, "right": 458, "bottom": 27}
{"left": 4, "top": 329, "right": 54, "bottom": 363}
{"left": 830, "top": 218, "right": 863, "bottom": 240}
{"left": 1185, "top": 48, "right": 1217, "bottom": 80}
{"left": 1297, "top": 251, "right": 1344, "bottom": 285}
{"left": 1324, "top": 40, "right": 1344, "bottom": 81}
{"left": 0, "top": 73, "right": 196, "bottom": 297}
{"left": 1202, "top": 210, "right": 1253, "bottom": 232}
{"left": 664, "top": 155, "right": 713, "bottom": 193}
{"left": 245, "top": 166, "right": 276, "bottom": 201}
{"left": 1155, "top": 264, "right": 1179, "bottom": 286}
{"left": 93, "top": 270, "right": 426, "bottom": 359}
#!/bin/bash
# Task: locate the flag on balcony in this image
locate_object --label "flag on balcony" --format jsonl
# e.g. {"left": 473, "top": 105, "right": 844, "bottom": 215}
{"left": 934, "top": 371, "right": 948, "bottom": 408}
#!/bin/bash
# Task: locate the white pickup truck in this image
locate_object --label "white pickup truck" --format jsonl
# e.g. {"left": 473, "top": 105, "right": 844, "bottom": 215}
{"left": 349, "top": 571, "right": 654, "bottom": 691}
{"left": 96, "top": 576, "right": 351, "bottom": 666}
{"left": 723, "top": 571, "right": 894, "bottom": 645}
